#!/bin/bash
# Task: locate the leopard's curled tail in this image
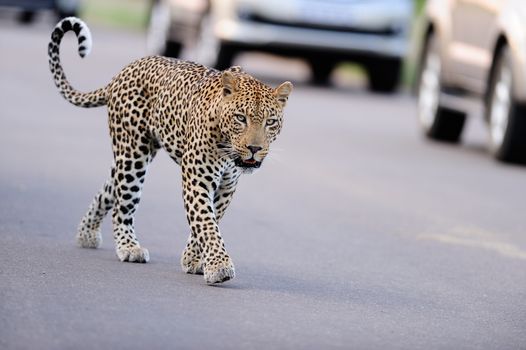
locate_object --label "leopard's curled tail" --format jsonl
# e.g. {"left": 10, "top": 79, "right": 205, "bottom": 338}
{"left": 48, "top": 17, "right": 107, "bottom": 108}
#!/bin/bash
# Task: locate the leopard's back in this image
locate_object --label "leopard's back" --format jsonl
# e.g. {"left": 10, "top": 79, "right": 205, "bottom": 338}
{"left": 105, "top": 56, "right": 218, "bottom": 161}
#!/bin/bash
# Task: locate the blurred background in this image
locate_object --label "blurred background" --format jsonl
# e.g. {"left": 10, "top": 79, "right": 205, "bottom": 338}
{"left": 1, "top": 1, "right": 525, "bottom": 349}
{"left": 2, "top": 0, "right": 525, "bottom": 163}
{"left": 0, "top": 0, "right": 423, "bottom": 91}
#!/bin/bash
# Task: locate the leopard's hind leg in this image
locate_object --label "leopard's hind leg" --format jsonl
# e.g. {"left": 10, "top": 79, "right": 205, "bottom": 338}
{"left": 77, "top": 166, "right": 115, "bottom": 248}
{"left": 110, "top": 147, "right": 156, "bottom": 263}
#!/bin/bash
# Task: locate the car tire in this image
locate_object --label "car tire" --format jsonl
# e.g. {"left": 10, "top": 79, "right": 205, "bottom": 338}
{"left": 56, "top": 2, "right": 79, "bottom": 21}
{"left": 486, "top": 46, "right": 526, "bottom": 163}
{"left": 417, "top": 34, "right": 466, "bottom": 142}
{"left": 56, "top": 10, "right": 78, "bottom": 20}
{"left": 17, "top": 10, "right": 36, "bottom": 24}
{"left": 214, "top": 43, "right": 236, "bottom": 70}
{"left": 164, "top": 41, "right": 183, "bottom": 58}
{"left": 308, "top": 59, "right": 334, "bottom": 86}
{"left": 365, "top": 57, "right": 401, "bottom": 93}
{"left": 147, "top": 0, "right": 182, "bottom": 57}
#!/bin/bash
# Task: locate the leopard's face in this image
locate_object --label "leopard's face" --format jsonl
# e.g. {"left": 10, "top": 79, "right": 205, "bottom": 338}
{"left": 218, "top": 71, "right": 292, "bottom": 173}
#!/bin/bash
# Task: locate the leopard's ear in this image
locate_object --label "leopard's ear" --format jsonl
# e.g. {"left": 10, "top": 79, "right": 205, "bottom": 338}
{"left": 226, "top": 65, "right": 244, "bottom": 74}
{"left": 221, "top": 71, "right": 238, "bottom": 97}
{"left": 274, "top": 81, "right": 293, "bottom": 107}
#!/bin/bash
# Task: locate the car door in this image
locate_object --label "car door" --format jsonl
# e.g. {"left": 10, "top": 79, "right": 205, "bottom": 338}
{"left": 448, "top": 0, "right": 500, "bottom": 94}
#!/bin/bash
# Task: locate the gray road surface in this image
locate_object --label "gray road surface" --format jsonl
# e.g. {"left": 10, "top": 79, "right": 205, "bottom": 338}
{"left": 1, "top": 19, "right": 525, "bottom": 350}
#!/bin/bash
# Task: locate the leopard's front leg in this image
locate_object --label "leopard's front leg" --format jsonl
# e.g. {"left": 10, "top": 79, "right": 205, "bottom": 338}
{"left": 181, "top": 237, "right": 204, "bottom": 275}
{"left": 181, "top": 156, "right": 236, "bottom": 284}
{"left": 181, "top": 167, "right": 240, "bottom": 276}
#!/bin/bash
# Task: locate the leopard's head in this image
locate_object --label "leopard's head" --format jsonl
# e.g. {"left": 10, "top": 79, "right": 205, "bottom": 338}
{"left": 218, "top": 68, "right": 292, "bottom": 173}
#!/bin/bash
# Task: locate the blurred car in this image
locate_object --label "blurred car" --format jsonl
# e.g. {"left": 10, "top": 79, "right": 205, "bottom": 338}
{"left": 0, "top": 0, "right": 79, "bottom": 23}
{"left": 147, "top": 0, "right": 413, "bottom": 92}
{"left": 416, "top": 0, "right": 526, "bottom": 163}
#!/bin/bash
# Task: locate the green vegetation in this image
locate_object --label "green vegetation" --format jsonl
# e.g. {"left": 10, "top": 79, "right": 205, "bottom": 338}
{"left": 81, "top": 0, "right": 149, "bottom": 30}
{"left": 415, "top": 0, "right": 426, "bottom": 14}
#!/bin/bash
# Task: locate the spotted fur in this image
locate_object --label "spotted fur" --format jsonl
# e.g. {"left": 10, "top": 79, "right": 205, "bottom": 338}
{"left": 48, "top": 17, "right": 292, "bottom": 284}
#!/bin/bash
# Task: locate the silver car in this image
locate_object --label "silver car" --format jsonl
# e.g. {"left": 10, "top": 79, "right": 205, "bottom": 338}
{"left": 417, "top": 0, "right": 526, "bottom": 163}
{"left": 147, "top": 0, "right": 413, "bottom": 92}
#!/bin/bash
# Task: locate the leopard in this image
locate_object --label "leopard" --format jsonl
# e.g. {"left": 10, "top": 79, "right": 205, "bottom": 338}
{"left": 48, "top": 17, "right": 292, "bottom": 284}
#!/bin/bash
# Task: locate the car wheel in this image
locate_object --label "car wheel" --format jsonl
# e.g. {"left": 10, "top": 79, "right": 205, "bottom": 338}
{"left": 365, "top": 57, "right": 401, "bottom": 93}
{"left": 17, "top": 10, "right": 36, "bottom": 24}
{"left": 56, "top": 0, "right": 79, "bottom": 20}
{"left": 486, "top": 47, "right": 526, "bottom": 163}
{"left": 56, "top": 10, "right": 78, "bottom": 20}
{"left": 308, "top": 59, "right": 334, "bottom": 86}
{"left": 417, "top": 35, "right": 466, "bottom": 142}
{"left": 147, "top": 0, "right": 182, "bottom": 57}
{"left": 214, "top": 44, "right": 236, "bottom": 70}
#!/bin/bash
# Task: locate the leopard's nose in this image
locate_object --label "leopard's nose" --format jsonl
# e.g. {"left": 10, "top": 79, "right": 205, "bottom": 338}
{"left": 246, "top": 145, "right": 262, "bottom": 156}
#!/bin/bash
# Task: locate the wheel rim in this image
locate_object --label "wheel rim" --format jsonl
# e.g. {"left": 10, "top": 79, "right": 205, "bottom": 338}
{"left": 418, "top": 50, "right": 441, "bottom": 131}
{"left": 146, "top": 1, "right": 171, "bottom": 55}
{"left": 193, "top": 14, "right": 220, "bottom": 66}
{"left": 489, "top": 65, "right": 512, "bottom": 152}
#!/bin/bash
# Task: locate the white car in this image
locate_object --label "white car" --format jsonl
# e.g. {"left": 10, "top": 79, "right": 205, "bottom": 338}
{"left": 147, "top": 0, "right": 413, "bottom": 92}
{"left": 417, "top": 0, "right": 526, "bottom": 163}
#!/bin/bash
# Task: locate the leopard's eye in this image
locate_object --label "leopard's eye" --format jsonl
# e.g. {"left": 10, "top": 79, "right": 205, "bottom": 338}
{"left": 266, "top": 118, "right": 278, "bottom": 127}
{"left": 234, "top": 114, "right": 246, "bottom": 123}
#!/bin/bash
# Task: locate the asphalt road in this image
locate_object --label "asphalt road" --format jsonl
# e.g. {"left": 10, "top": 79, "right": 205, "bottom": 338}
{"left": 1, "top": 18, "right": 525, "bottom": 350}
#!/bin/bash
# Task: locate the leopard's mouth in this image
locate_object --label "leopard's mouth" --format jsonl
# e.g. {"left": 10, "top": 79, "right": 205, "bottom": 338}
{"left": 235, "top": 157, "right": 262, "bottom": 169}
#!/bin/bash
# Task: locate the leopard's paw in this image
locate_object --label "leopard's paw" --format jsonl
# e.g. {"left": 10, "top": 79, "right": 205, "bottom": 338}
{"left": 116, "top": 246, "right": 150, "bottom": 263}
{"left": 76, "top": 228, "right": 102, "bottom": 249}
{"left": 203, "top": 256, "right": 235, "bottom": 284}
{"left": 181, "top": 254, "right": 203, "bottom": 275}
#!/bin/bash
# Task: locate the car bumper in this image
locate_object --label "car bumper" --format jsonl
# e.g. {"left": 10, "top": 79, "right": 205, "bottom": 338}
{"left": 214, "top": 19, "right": 410, "bottom": 59}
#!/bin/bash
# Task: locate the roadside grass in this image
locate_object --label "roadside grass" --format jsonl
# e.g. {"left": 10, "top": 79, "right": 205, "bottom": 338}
{"left": 415, "top": 0, "right": 426, "bottom": 13}
{"left": 81, "top": 0, "right": 149, "bottom": 30}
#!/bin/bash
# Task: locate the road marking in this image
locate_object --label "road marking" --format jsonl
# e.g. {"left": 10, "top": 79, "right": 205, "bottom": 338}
{"left": 418, "top": 226, "right": 526, "bottom": 260}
